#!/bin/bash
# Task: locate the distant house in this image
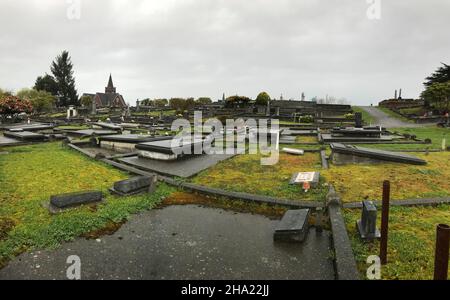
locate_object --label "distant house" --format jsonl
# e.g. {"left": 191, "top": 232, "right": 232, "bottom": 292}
{"left": 81, "top": 74, "right": 127, "bottom": 109}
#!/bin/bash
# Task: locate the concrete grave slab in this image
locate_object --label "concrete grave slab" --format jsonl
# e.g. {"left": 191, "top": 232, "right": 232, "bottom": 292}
{"left": 119, "top": 153, "right": 236, "bottom": 178}
{"left": 0, "top": 135, "right": 23, "bottom": 146}
{"left": 3, "top": 131, "right": 47, "bottom": 141}
{"left": 2, "top": 123, "right": 55, "bottom": 132}
{"left": 99, "top": 135, "right": 173, "bottom": 153}
{"left": 92, "top": 122, "right": 122, "bottom": 130}
{"left": 65, "top": 129, "right": 119, "bottom": 137}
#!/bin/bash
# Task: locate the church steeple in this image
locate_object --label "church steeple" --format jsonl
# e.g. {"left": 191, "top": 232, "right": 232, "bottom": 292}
{"left": 105, "top": 73, "right": 116, "bottom": 93}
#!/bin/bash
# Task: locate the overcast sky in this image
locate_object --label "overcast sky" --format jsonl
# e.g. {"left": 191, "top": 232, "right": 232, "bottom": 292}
{"left": 1, "top": 0, "right": 449, "bottom": 105}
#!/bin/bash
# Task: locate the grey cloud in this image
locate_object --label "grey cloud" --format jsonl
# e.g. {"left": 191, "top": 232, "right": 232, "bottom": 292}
{"left": 0, "top": 0, "right": 449, "bottom": 105}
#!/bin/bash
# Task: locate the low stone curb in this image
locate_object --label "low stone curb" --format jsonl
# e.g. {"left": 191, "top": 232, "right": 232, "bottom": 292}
{"left": 343, "top": 197, "right": 450, "bottom": 209}
{"left": 328, "top": 204, "right": 361, "bottom": 280}
{"left": 67, "top": 143, "right": 96, "bottom": 159}
{"left": 326, "top": 186, "right": 360, "bottom": 280}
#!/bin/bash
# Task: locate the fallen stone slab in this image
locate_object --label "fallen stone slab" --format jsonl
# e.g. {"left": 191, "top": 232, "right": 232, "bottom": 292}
{"left": 119, "top": 152, "right": 235, "bottom": 178}
{"left": 110, "top": 175, "right": 157, "bottom": 196}
{"left": 274, "top": 209, "right": 311, "bottom": 243}
{"left": 49, "top": 191, "right": 103, "bottom": 211}
{"left": 3, "top": 131, "right": 47, "bottom": 141}
{"left": 93, "top": 122, "right": 122, "bottom": 130}
{"left": 64, "top": 129, "right": 118, "bottom": 137}
{"left": 0, "top": 136, "right": 23, "bottom": 146}
{"left": 3, "top": 123, "right": 54, "bottom": 132}
{"left": 282, "top": 148, "right": 304, "bottom": 155}
{"left": 330, "top": 143, "right": 427, "bottom": 165}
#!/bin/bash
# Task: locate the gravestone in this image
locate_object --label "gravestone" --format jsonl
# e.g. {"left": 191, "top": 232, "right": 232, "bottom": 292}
{"left": 274, "top": 209, "right": 311, "bottom": 243}
{"left": 49, "top": 191, "right": 103, "bottom": 210}
{"left": 289, "top": 172, "right": 320, "bottom": 187}
{"left": 111, "top": 175, "right": 157, "bottom": 196}
{"left": 355, "top": 112, "right": 363, "bottom": 128}
{"left": 356, "top": 201, "right": 381, "bottom": 240}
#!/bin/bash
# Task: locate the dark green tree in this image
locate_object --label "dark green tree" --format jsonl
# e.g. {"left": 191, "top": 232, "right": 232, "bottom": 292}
{"left": 255, "top": 92, "right": 271, "bottom": 106}
{"left": 225, "top": 95, "right": 251, "bottom": 108}
{"left": 421, "top": 81, "right": 450, "bottom": 113}
{"left": 34, "top": 73, "right": 58, "bottom": 96}
{"left": 424, "top": 63, "right": 450, "bottom": 87}
{"left": 51, "top": 51, "right": 78, "bottom": 106}
{"left": 196, "top": 97, "right": 212, "bottom": 105}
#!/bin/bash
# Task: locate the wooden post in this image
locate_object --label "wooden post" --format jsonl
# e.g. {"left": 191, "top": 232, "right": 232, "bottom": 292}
{"left": 380, "top": 180, "right": 390, "bottom": 265}
{"left": 434, "top": 224, "right": 450, "bottom": 280}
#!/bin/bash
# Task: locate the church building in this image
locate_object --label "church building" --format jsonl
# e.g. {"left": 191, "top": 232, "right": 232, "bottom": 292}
{"left": 82, "top": 74, "right": 127, "bottom": 109}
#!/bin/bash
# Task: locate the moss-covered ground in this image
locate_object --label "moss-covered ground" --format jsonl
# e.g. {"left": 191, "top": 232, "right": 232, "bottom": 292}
{"left": 0, "top": 142, "right": 175, "bottom": 267}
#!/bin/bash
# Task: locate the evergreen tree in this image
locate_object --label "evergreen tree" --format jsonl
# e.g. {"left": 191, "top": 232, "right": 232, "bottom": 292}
{"left": 424, "top": 63, "right": 450, "bottom": 87}
{"left": 34, "top": 73, "right": 58, "bottom": 96}
{"left": 51, "top": 51, "right": 78, "bottom": 106}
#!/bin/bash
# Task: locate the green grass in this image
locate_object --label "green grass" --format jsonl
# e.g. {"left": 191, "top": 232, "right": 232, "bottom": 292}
{"left": 344, "top": 205, "right": 450, "bottom": 280}
{"left": 352, "top": 106, "right": 375, "bottom": 124}
{"left": 0, "top": 142, "right": 175, "bottom": 267}
{"left": 399, "top": 107, "right": 426, "bottom": 116}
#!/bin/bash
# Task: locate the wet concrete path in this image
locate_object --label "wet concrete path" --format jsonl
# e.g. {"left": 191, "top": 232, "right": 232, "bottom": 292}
{"left": 0, "top": 205, "right": 335, "bottom": 280}
{"left": 359, "top": 106, "right": 421, "bottom": 128}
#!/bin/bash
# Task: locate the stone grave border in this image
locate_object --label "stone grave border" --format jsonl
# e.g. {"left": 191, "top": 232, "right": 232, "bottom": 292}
{"left": 326, "top": 186, "right": 361, "bottom": 280}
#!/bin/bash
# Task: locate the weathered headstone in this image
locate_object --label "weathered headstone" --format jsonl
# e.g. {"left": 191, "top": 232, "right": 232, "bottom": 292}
{"left": 50, "top": 191, "right": 103, "bottom": 210}
{"left": 355, "top": 112, "right": 363, "bottom": 128}
{"left": 274, "top": 209, "right": 311, "bottom": 243}
{"left": 356, "top": 201, "right": 381, "bottom": 240}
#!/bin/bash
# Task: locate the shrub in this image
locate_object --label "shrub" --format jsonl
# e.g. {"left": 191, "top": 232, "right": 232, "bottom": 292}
{"left": 0, "top": 95, "right": 33, "bottom": 118}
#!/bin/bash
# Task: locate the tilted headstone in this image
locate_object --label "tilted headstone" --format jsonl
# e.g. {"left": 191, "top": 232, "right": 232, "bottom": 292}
{"left": 356, "top": 200, "right": 381, "bottom": 240}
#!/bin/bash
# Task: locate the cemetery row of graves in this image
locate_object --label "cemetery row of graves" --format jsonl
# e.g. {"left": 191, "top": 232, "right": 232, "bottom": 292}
{"left": 0, "top": 105, "right": 449, "bottom": 279}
